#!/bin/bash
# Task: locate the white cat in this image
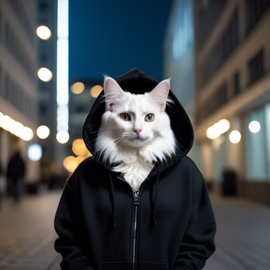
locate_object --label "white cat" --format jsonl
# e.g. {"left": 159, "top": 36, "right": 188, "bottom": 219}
{"left": 95, "top": 76, "right": 176, "bottom": 191}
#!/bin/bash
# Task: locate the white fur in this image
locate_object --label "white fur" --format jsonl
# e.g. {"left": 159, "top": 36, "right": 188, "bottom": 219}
{"left": 95, "top": 77, "right": 175, "bottom": 191}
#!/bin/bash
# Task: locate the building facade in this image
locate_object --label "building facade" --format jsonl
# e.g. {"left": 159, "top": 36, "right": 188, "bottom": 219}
{"left": 37, "top": 0, "right": 57, "bottom": 161}
{"left": 163, "top": 0, "right": 195, "bottom": 124}
{"left": 193, "top": 0, "right": 270, "bottom": 204}
{"left": 0, "top": 0, "right": 39, "bottom": 191}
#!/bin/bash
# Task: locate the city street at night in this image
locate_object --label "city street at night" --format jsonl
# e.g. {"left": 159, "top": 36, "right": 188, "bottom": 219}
{"left": 1, "top": 0, "right": 270, "bottom": 269}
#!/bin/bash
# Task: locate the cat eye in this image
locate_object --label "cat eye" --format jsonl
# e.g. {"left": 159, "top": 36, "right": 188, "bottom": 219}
{"left": 120, "top": 113, "right": 131, "bottom": 121}
{"left": 145, "top": 114, "right": 155, "bottom": 122}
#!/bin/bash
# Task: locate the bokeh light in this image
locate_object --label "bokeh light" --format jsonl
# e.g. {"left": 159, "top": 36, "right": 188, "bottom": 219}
{"left": 21, "top": 127, "right": 34, "bottom": 141}
{"left": 63, "top": 155, "right": 86, "bottom": 172}
{"left": 37, "top": 67, "right": 53, "bottom": 82}
{"left": 0, "top": 112, "right": 33, "bottom": 141}
{"left": 206, "top": 119, "right": 230, "bottom": 139}
{"left": 229, "top": 130, "right": 241, "bottom": 144}
{"left": 63, "top": 156, "right": 76, "bottom": 172}
{"left": 63, "top": 156, "right": 75, "bottom": 168}
{"left": 37, "top": 125, "right": 50, "bottom": 139}
{"left": 1, "top": 115, "right": 12, "bottom": 131}
{"left": 248, "top": 121, "right": 260, "bottom": 133}
{"left": 71, "top": 82, "right": 85, "bottom": 94}
{"left": 72, "top": 139, "right": 87, "bottom": 156}
{"left": 13, "top": 122, "right": 24, "bottom": 137}
{"left": 90, "top": 85, "right": 103, "bottom": 98}
{"left": 28, "top": 144, "right": 42, "bottom": 161}
{"left": 56, "top": 130, "right": 69, "bottom": 144}
{"left": 36, "top": 25, "right": 51, "bottom": 40}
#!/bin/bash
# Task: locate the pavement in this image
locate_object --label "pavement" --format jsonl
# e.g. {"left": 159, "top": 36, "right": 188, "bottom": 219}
{"left": 0, "top": 190, "right": 61, "bottom": 270}
{"left": 0, "top": 190, "right": 270, "bottom": 270}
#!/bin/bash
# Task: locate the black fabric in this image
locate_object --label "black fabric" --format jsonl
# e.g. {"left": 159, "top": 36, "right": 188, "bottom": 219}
{"left": 54, "top": 69, "right": 216, "bottom": 270}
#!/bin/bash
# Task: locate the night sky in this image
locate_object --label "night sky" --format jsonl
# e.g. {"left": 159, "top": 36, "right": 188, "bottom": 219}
{"left": 69, "top": 0, "right": 173, "bottom": 82}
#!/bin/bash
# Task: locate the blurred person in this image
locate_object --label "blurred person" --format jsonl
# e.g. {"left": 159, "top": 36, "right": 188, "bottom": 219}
{"left": 6, "top": 151, "right": 25, "bottom": 202}
{"left": 54, "top": 69, "right": 216, "bottom": 270}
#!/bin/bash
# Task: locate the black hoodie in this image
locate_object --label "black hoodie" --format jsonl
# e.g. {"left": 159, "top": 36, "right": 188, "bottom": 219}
{"left": 54, "top": 69, "right": 216, "bottom": 270}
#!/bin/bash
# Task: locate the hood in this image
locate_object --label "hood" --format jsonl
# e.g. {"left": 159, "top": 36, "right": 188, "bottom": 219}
{"left": 82, "top": 68, "right": 194, "bottom": 228}
{"left": 83, "top": 68, "right": 194, "bottom": 177}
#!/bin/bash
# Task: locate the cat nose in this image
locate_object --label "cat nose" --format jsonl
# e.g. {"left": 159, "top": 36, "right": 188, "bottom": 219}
{"left": 134, "top": 129, "right": 142, "bottom": 135}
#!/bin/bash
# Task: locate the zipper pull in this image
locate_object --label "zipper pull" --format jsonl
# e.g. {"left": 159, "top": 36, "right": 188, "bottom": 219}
{"left": 133, "top": 191, "right": 139, "bottom": 206}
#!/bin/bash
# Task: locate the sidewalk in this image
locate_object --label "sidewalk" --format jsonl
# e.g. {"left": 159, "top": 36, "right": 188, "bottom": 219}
{"left": 206, "top": 194, "right": 270, "bottom": 270}
{"left": 0, "top": 191, "right": 270, "bottom": 270}
{"left": 0, "top": 190, "right": 62, "bottom": 270}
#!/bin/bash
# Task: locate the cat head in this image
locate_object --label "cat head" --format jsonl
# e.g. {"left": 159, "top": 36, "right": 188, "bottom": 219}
{"left": 95, "top": 76, "right": 176, "bottom": 163}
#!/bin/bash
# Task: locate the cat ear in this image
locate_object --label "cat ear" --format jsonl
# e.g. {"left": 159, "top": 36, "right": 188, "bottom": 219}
{"left": 103, "top": 76, "right": 124, "bottom": 111}
{"left": 149, "top": 79, "right": 170, "bottom": 112}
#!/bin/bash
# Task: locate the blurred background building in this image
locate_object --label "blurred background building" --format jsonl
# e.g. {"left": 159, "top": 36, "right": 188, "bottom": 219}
{"left": 164, "top": 0, "right": 270, "bottom": 205}
{"left": 0, "top": 0, "right": 39, "bottom": 192}
{"left": 37, "top": 0, "right": 57, "bottom": 161}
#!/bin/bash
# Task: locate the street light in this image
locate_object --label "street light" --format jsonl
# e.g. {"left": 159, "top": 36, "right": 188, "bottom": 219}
{"left": 37, "top": 125, "right": 50, "bottom": 139}
{"left": 21, "top": 127, "right": 34, "bottom": 141}
{"left": 36, "top": 25, "right": 51, "bottom": 40}
{"left": 37, "top": 68, "right": 53, "bottom": 82}
{"left": 206, "top": 119, "right": 230, "bottom": 139}
{"left": 28, "top": 144, "right": 42, "bottom": 161}
{"left": 248, "top": 121, "right": 260, "bottom": 133}
{"left": 56, "top": 130, "right": 69, "bottom": 144}
{"left": 229, "top": 130, "right": 241, "bottom": 144}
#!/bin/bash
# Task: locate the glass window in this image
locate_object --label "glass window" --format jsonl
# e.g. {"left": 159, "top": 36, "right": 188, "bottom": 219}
{"left": 245, "top": 0, "right": 270, "bottom": 34}
{"left": 246, "top": 103, "right": 270, "bottom": 180}
{"left": 40, "top": 104, "right": 47, "bottom": 115}
{"left": 248, "top": 49, "right": 264, "bottom": 85}
{"left": 233, "top": 72, "right": 240, "bottom": 95}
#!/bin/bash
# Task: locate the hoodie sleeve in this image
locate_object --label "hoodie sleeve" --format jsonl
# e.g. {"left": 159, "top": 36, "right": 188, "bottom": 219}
{"left": 173, "top": 177, "right": 216, "bottom": 270}
{"left": 54, "top": 170, "right": 95, "bottom": 270}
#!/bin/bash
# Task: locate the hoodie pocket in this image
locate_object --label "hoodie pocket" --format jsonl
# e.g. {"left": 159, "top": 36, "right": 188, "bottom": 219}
{"left": 98, "top": 261, "right": 130, "bottom": 270}
{"left": 137, "top": 260, "right": 169, "bottom": 270}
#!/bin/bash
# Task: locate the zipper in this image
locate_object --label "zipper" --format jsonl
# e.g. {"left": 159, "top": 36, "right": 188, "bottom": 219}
{"left": 117, "top": 176, "right": 139, "bottom": 270}
{"left": 132, "top": 190, "right": 139, "bottom": 270}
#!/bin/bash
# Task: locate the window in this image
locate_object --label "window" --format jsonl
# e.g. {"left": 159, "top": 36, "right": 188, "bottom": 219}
{"left": 198, "top": 0, "right": 226, "bottom": 47}
{"left": 197, "top": 82, "right": 228, "bottom": 123}
{"left": 40, "top": 104, "right": 47, "bottom": 115}
{"left": 40, "top": 54, "right": 48, "bottom": 62}
{"left": 200, "top": 8, "right": 239, "bottom": 87}
{"left": 4, "top": 22, "right": 34, "bottom": 79}
{"left": 246, "top": 103, "right": 270, "bottom": 180}
{"left": 39, "top": 2, "right": 48, "bottom": 12}
{"left": 248, "top": 49, "right": 264, "bottom": 85}
{"left": 9, "top": 0, "right": 34, "bottom": 41}
{"left": 245, "top": 0, "right": 270, "bottom": 34}
{"left": 233, "top": 72, "right": 240, "bottom": 95}
{"left": 75, "top": 106, "right": 84, "bottom": 113}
